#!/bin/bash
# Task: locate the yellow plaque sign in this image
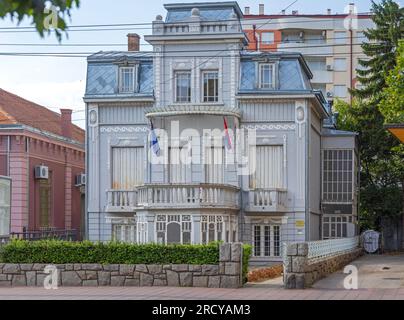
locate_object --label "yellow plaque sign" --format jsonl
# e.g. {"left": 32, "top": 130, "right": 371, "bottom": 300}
{"left": 295, "top": 220, "right": 305, "bottom": 228}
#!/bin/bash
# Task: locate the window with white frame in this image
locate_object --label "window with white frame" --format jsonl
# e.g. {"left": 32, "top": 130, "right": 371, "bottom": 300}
{"left": 322, "top": 149, "right": 353, "bottom": 203}
{"left": 112, "top": 147, "right": 144, "bottom": 189}
{"left": 322, "top": 215, "right": 354, "bottom": 239}
{"left": 252, "top": 224, "right": 281, "bottom": 257}
{"left": 200, "top": 215, "right": 237, "bottom": 244}
{"left": 202, "top": 71, "right": 219, "bottom": 102}
{"left": 334, "top": 58, "right": 347, "bottom": 71}
{"left": 250, "top": 145, "right": 284, "bottom": 189}
{"left": 156, "top": 214, "right": 192, "bottom": 244}
{"left": 119, "top": 66, "right": 137, "bottom": 93}
{"left": 259, "top": 63, "right": 275, "bottom": 89}
{"left": 175, "top": 71, "right": 191, "bottom": 102}
{"left": 112, "top": 219, "right": 137, "bottom": 243}
{"left": 261, "top": 32, "right": 275, "bottom": 45}
{"left": 201, "top": 215, "right": 223, "bottom": 244}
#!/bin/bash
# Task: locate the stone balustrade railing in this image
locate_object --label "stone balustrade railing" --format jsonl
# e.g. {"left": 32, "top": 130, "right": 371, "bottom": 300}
{"left": 137, "top": 184, "right": 239, "bottom": 209}
{"left": 246, "top": 188, "right": 287, "bottom": 212}
{"left": 106, "top": 190, "right": 137, "bottom": 212}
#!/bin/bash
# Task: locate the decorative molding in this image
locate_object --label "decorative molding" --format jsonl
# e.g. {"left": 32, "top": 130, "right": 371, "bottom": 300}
{"left": 100, "top": 126, "right": 148, "bottom": 133}
{"left": 241, "top": 124, "right": 296, "bottom": 131}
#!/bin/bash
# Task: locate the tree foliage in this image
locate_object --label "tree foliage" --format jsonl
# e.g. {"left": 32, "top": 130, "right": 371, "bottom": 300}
{"left": 0, "top": 0, "right": 80, "bottom": 41}
{"left": 379, "top": 40, "right": 404, "bottom": 124}
{"left": 352, "top": 0, "right": 404, "bottom": 100}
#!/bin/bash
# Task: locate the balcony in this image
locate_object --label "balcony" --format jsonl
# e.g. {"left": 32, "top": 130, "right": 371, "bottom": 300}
{"left": 277, "top": 42, "right": 332, "bottom": 56}
{"left": 311, "top": 70, "right": 333, "bottom": 84}
{"left": 106, "top": 189, "right": 137, "bottom": 212}
{"left": 137, "top": 184, "right": 239, "bottom": 210}
{"left": 245, "top": 189, "right": 288, "bottom": 213}
{"left": 105, "top": 184, "right": 240, "bottom": 212}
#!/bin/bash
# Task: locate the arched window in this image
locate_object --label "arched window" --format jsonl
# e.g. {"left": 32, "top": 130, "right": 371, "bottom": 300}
{"left": 156, "top": 215, "right": 192, "bottom": 244}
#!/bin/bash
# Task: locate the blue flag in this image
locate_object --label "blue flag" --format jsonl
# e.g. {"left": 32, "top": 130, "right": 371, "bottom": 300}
{"left": 150, "top": 120, "right": 160, "bottom": 156}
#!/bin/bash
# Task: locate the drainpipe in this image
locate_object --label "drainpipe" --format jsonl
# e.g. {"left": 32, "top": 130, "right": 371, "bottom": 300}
{"left": 252, "top": 24, "right": 259, "bottom": 51}
{"left": 7, "top": 135, "right": 10, "bottom": 176}
{"left": 350, "top": 28, "right": 353, "bottom": 106}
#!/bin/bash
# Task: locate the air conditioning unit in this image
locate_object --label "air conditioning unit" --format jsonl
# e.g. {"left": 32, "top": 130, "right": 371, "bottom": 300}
{"left": 326, "top": 64, "right": 333, "bottom": 71}
{"left": 35, "top": 165, "right": 49, "bottom": 179}
{"left": 75, "top": 173, "right": 86, "bottom": 186}
{"left": 326, "top": 91, "right": 334, "bottom": 98}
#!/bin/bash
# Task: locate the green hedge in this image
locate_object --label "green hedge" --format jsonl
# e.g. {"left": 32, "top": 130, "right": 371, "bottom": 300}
{"left": 0, "top": 240, "right": 220, "bottom": 265}
{"left": 242, "top": 244, "right": 252, "bottom": 283}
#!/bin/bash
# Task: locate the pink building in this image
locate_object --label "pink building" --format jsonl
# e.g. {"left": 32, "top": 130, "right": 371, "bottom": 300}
{"left": 0, "top": 88, "right": 85, "bottom": 237}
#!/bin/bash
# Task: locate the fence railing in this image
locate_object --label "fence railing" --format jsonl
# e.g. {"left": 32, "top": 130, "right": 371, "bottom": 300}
{"left": 0, "top": 229, "right": 78, "bottom": 242}
{"left": 307, "top": 236, "right": 360, "bottom": 263}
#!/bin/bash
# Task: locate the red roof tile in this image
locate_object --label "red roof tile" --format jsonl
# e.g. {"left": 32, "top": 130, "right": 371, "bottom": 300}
{"left": 0, "top": 88, "right": 84, "bottom": 143}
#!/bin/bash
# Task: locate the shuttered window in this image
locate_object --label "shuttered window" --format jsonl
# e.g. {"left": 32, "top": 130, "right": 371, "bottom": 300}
{"left": 169, "top": 147, "right": 190, "bottom": 183}
{"left": 112, "top": 147, "right": 144, "bottom": 189}
{"left": 204, "top": 146, "right": 224, "bottom": 184}
{"left": 250, "top": 145, "right": 283, "bottom": 189}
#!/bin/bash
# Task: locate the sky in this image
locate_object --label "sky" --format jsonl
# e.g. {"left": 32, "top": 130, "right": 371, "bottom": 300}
{"left": 0, "top": 0, "right": 385, "bottom": 128}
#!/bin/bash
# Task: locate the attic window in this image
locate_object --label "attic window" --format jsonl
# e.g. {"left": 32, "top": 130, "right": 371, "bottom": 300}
{"left": 259, "top": 63, "right": 275, "bottom": 89}
{"left": 119, "top": 66, "right": 137, "bottom": 93}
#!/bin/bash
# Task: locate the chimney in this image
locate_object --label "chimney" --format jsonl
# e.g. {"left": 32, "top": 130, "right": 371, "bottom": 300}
{"left": 327, "top": 8, "right": 332, "bottom": 15}
{"left": 259, "top": 4, "right": 265, "bottom": 15}
{"left": 60, "top": 109, "right": 72, "bottom": 139}
{"left": 245, "top": 6, "right": 250, "bottom": 15}
{"left": 127, "top": 33, "right": 140, "bottom": 51}
{"left": 292, "top": 10, "right": 298, "bottom": 15}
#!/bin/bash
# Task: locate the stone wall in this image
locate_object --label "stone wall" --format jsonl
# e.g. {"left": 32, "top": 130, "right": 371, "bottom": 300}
{"left": 284, "top": 243, "right": 363, "bottom": 289}
{"left": 0, "top": 243, "right": 243, "bottom": 288}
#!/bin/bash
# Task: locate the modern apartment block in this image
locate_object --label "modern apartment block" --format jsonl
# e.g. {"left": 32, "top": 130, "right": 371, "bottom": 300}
{"left": 242, "top": 3, "right": 374, "bottom": 103}
{"left": 84, "top": 2, "right": 359, "bottom": 264}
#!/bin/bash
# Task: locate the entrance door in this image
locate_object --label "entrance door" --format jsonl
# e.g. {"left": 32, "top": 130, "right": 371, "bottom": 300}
{"left": 166, "top": 222, "right": 181, "bottom": 244}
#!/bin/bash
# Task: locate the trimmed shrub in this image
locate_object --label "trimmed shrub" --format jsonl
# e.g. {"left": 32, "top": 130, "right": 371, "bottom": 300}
{"left": 0, "top": 240, "right": 220, "bottom": 265}
{"left": 242, "top": 244, "right": 252, "bottom": 283}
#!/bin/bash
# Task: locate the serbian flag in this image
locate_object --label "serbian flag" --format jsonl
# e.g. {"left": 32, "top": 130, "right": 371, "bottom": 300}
{"left": 223, "top": 117, "right": 232, "bottom": 150}
{"left": 150, "top": 120, "right": 161, "bottom": 156}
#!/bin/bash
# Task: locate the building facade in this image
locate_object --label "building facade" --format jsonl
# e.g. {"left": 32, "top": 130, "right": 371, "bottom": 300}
{"left": 84, "top": 1, "right": 359, "bottom": 264}
{"left": 0, "top": 89, "right": 85, "bottom": 237}
{"left": 242, "top": 3, "right": 374, "bottom": 103}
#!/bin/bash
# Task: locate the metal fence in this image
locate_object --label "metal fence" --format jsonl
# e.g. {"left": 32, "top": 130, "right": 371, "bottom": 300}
{"left": 0, "top": 229, "right": 78, "bottom": 243}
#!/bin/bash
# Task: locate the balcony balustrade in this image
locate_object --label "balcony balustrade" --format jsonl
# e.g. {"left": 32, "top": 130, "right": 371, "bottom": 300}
{"left": 105, "top": 184, "right": 239, "bottom": 212}
{"left": 245, "top": 188, "right": 288, "bottom": 212}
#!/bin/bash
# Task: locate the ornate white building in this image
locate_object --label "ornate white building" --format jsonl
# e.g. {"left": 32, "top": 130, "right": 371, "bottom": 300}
{"left": 84, "top": 2, "right": 359, "bottom": 264}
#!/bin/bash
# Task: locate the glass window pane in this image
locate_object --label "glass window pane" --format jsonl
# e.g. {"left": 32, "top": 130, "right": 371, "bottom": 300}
{"left": 176, "top": 72, "right": 191, "bottom": 102}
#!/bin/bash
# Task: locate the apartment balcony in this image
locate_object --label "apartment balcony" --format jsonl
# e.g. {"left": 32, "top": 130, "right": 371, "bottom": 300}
{"left": 106, "top": 189, "right": 138, "bottom": 212}
{"left": 105, "top": 184, "right": 240, "bottom": 212}
{"left": 245, "top": 189, "right": 288, "bottom": 213}
{"left": 277, "top": 42, "right": 332, "bottom": 56}
{"left": 311, "top": 70, "right": 333, "bottom": 84}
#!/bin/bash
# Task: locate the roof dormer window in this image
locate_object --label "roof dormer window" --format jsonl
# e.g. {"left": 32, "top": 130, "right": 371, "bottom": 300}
{"left": 259, "top": 63, "right": 275, "bottom": 89}
{"left": 119, "top": 66, "right": 137, "bottom": 93}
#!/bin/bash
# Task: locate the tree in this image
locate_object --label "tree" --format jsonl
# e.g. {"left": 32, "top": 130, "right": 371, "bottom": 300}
{"left": 335, "top": 99, "right": 403, "bottom": 230}
{"left": 0, "top": 0, "right": 80, "bottom": 41}
{"left": 352, "top": 0, "right": 404, "bottom": 100}
{"left": 379, "top": 40, "right": 404, "bottom": 123}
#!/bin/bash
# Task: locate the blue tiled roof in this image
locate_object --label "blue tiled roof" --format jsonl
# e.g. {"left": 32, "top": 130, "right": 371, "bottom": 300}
{"left": 85, "top": 52, "right": 154, "bottom": 97}
{"left": 239, "top": 54, "right": 312, "bottom": 92}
